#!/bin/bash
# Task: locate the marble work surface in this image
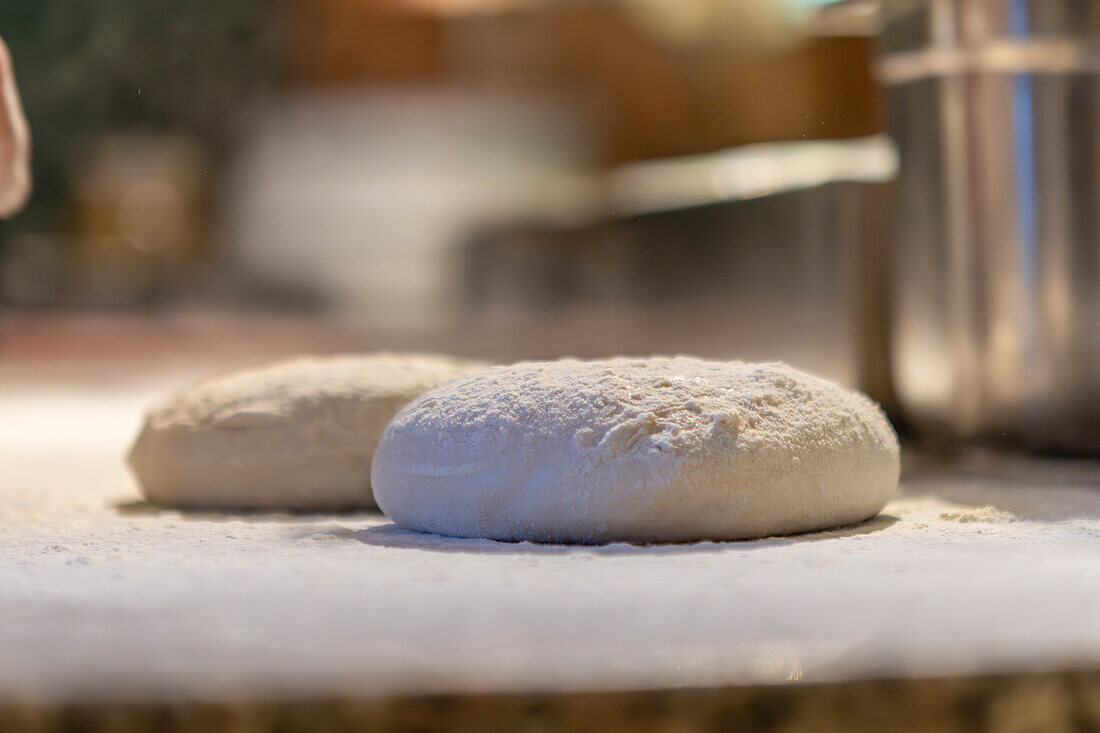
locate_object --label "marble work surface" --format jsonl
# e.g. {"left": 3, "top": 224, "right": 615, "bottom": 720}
{"left": 1, "top": 371, "right": 1098, "bottom": 716}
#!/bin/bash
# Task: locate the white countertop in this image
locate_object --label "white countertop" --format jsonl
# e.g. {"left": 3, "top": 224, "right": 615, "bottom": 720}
{"left": 1, "top": 376, "right": 1098, "bottom": 704}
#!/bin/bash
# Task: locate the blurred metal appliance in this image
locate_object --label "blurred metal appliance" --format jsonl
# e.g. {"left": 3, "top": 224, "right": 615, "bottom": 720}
{"left": 462, "top": 136, "right": 897, "bottom": 387}
{"left": 880, "top": 0, "right": 1100, "bottom": 453}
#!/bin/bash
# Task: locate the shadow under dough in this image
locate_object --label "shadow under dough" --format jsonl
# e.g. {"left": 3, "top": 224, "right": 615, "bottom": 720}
{"left": 320, "top": 514, "right": 900, "bottom": 556}
{"left": 113, "top": 499, "right": 384, "bottom": 522}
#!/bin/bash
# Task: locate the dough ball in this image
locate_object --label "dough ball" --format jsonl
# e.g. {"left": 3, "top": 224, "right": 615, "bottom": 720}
{"left": 372, "top": 357, "right": 899, "bottom": 543}
{"left": 128, "top": 353, "right": 488, "bottom": 511}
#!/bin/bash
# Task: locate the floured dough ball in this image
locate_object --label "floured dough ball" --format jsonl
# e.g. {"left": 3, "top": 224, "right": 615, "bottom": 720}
{"left": 129, "top": 353, "right": 488, "bottom": 511}
{"left": 372, "top": 357, "right": 899, "bottom": 543}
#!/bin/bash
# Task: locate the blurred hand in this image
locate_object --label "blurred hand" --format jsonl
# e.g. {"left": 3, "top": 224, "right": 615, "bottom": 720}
{"left": 0, "top": 36, "right": 29, "bottom": 217}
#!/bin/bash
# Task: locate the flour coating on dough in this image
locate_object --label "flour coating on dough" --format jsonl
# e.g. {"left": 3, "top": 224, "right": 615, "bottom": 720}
{"left": 372, "top": 357, "right": 900, "bottom": 543}
{"left": 129, "top": 353, "right": 487, "bottom": 511}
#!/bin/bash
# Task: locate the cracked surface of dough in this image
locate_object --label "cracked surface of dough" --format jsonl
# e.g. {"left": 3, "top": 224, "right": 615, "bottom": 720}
{"left": 373, "top": 357, "right": 900, "bottom": 542}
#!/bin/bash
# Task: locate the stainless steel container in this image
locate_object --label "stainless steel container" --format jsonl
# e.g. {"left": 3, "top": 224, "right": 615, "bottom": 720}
{"left": 880, "top": 0, "right": 1100, "bottom": 453}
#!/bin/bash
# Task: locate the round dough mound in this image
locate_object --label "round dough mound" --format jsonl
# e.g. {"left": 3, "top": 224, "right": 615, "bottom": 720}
{"left": 372, "top": 357, "right": 899, "bottom": 543}
{"left": 129, "top": 353, "right": 487, "bottom": 511}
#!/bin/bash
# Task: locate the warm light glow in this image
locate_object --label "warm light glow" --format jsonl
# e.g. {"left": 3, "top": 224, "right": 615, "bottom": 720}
{"left": 117, "top": 180, "right": 186, "bottom": 253}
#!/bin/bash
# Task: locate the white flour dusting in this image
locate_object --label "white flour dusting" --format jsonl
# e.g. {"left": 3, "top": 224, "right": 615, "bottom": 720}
{"left": 128, "top": 353, "right": 487, "bottom": 511}
{"left": 373, "top": 357, "right": 900, "bottom": 542}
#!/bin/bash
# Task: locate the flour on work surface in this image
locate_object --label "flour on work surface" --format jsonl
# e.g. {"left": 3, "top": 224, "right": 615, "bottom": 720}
{"left": 5, "top": 371, "right": 1100, "bottom": 701}
{"left": 939, "top": 507, "right": 1019, "bottom": 524}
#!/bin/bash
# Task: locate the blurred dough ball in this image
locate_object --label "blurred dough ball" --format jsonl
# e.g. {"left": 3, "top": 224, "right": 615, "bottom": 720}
{"left": 128, "top": 353, "right": 489, "bottom": 511}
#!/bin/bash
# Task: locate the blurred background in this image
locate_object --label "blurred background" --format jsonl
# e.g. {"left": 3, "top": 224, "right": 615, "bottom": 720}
{"left": 0, "top": 0, "right": 898, "bottom": 395}
{"left": 6, "top": 5, "right": 1100, "bottom": 726}
{"left": 14, "top": 0, "right": 1100, "bottom": 457}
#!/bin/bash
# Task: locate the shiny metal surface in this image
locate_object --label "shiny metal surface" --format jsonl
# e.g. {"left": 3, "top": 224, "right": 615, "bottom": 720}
{"left": 881, "top": 0, "right": 1100, "bottom": 453}
{"left": 881, "top": 0, "right": 1100, "bottom": 55}
{"left": 603, "top": 135, "right": 897, "bottom": 217}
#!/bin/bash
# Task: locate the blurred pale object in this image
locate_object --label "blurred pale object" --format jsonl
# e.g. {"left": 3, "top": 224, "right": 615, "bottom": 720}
{"left": 402, "top": 0, "right": 807, "bottom": 50}
{"left": 117, "top": 181, "right": 188, "bottom": 254}
{"left": 0, "top": 37, "right": 30, "bottom": 217}
{"left": 604, "top": 135, "right": 896, "bottom": 216}
{"left": 611, "top": 0, "right": 807, "bottom": 51}
{"left": 226, "top": 88, "right": 591, "bottom": 326}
